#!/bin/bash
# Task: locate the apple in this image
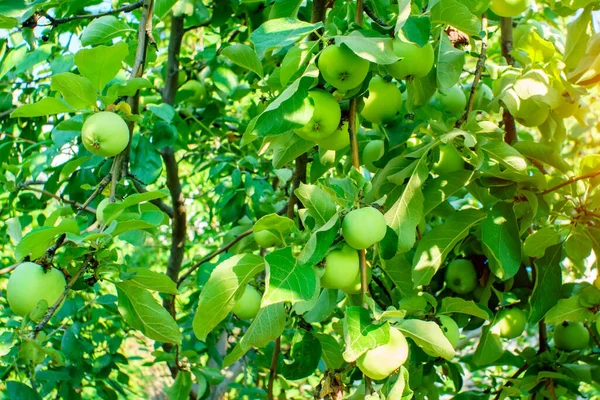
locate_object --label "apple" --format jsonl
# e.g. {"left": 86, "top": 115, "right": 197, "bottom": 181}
{"left": 360, "top": 77, "right": 402, "bottom": 124}
{"left": 553, "top": 321, "right": 590, "bottom": 351}
{"left": 316, "top": 121, "right": 350, "bottom": 151}
{"left": 489, "top": 0, "right": 531, "bottom": 18}
{"left": 363, "top": 140, "right": 385, "bottom": 173}
{"left": 320, "top": 244, "right": 360, "bottom": 290}
{"left": 386, "top": 41, "right": 434, "bottom": 79}
{"left": 295, "top": 89, "right": 341, "bottom": 141}
{"left": 432, "top": 144, "right": 463, "bottom": 174}
{"left": 96, "top": 198, "right": 123, "bottom": 225}
{"left": 254, "top": 230, "right": 281, "bottom": 248}
{"left": 553, "top": 97, "right": 579, "bottom": 119}
{"left": 433, "top": 86, "right": 467, "bottom": 115}
{"left": 7, "top": 262, "right": 66, "bottom": 320}
{"left": 341, "top": 264, "right": 372, "bottom": 295}
{"left": 318, "top": 44, "right": 370, "bottom": 91}
{"left": 81, "top": 112, "right": 130, "bottom": 158}
{"left": 356, "top": 327, "right": 409, "bottom": 380}
{"left": 445, "top": 259, "right": 478, "bottom": 294}
{"left": 342, "top": 207, "right": 387, "bottom": 250}
{"left": 493, "top": 308, "right": 527, "bottom": 339}
{"left": 232, "top": 285, "right": 262, "bottom": 319}
{"left": 514, "top": 98, "right": 549, "bottom": 127}
{"left": 176, "top": 79, "right": 208, "bottom": 107}
{"left": 438, "top": 315, "right": 460, "bottom": 347}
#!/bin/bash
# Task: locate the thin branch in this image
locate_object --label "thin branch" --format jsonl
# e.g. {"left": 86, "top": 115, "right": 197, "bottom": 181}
{"left": 287, "top": 153, "right": 308, "bottom": 220}
{"left": 540, "top": 170, "right": 600, "bottom": 195}
{"left": 77, "top": 173, "right": 111, "bottom": 215}
{"left": 19, "top": 183, "right": 96, "bottom": 214}
{"left": 500, "top": 17, "right": 517, "bottom": 145}
{"left": 267, "top": 336, "right": 281, "bottom": 400}
{"left": 355, "top": 0, "right": 364, "bottom": 24}
{"left": 42, "top": 1, "right": 144, "bottom": 26}
{"left": 538, "top": 320, "right": 548, "bottom": 353}
{"left": 586, "top": 323, "right": 600, "bottom": 348}
{"left": 0, "top": 263, "right": 18, "bottom": 275}
{"left": 363, "top": 2, "right": 392, "bottom": 29}
{"left": 492, "top": 362, "right": 529, "bottom": 400}
{"left": 359, "top": 247, "right": 369, "bottom": 302}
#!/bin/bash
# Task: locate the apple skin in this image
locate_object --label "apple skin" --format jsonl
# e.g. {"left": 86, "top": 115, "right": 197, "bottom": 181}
{"left": 96, "top": 198, "right": 123, "bottom": 225}
{"left": 321, "top": 244, "right": 360, "bottom": 290}
{"left": 438, "top": 315, "right": 460, "bottom": 348}
{"left": 7, "top": 262, "right": 66, "bottom": 320}
{"left": 363, "top": 140, "right": 385, "bottom": 173}
{"left": 432, "top": 145, "right": 463, "bottom": 174}
{"left": 433, "top": 86, "right": 467, "bottom": 115}
{"left": 318, "top": 44, "right": 370, "bottom": 91}
{"left": 254, "top": 230, "right": 281, "bottom": 248}
{"left": 295, "top": 90, "right": 341, "bottom": 141}
{"left": 445, "top": 259, "right": 478, "bottom": 294}
{"left": 177, "top": 80, "right": 208, "bottom": 107}
{"left": 356, "top": 327, "right": 409, "bottom": 380}
{"left": 81, "top": 112, "right": 130, "bottom": 158}
{"left": 553, "top": 321, "right": 590, "bottom": 351}
{"left": 360, "top": 77, "right": 402, "bottom": 124}
{"left": 386, "top": 41, "right": 434, "bottom": 79}
{"left": 341, "top": 264, "right": 373, "bottom": 295}
{"left": 493, "top": 308, "right": 527, "bottom": 339}
{"left": 232, "top": 285, "right": 262, "bottom": 320}
{"left": 316, "top": 121, "right": 350, "bottom": 151}
{"left": 342, "top": 207, "right": 388, "bottom": 250}
{"left": 490, "top": 0, "right": 531, "bottom": 18}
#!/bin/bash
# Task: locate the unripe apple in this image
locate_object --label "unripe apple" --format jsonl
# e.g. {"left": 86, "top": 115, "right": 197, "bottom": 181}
{"left": 493, "top": 308, "right": 527, "bottom": 339}
{"left": 433, "top": 86, "right": 467, "bottom": 115}
{"left": 445, "top": 259, "right": 478, "bottom": 294}
{"left": 177, "top": 79, "right": 208, "bottom": 107}
{"left": 342, "top": 207, "right": 387, "bottom": 250}
{"left": 321, "top": 244, "right": 360, "bottom": 290}
{"left": 316, "top": 121, "right": 350, "bottom": 151}
{"left": 295, "top": 90, "right": 341, "bottom": 141}
{"left": 432, "top": 145, "right": 463, "bottom": 174}
{"left": 386, "top": 41, "right": 434, "bottom": 79}
{"left": 81, "top": 112, "right": 130, "bottom": 158}
{"left": 438, "top": 315, "right": 460, "bottom": 348}
{"left": 363, "top": 140, "right": 385, "bottom": 173}
{"left": 7, "top": 262, "right": 66, "bottom": 320}
{"left": 254, "top": 230, "right": 281, "bottom": 248}
{"left": 232, "top": 285, "right": 262, "bottom": 319}
{"left": 96, "top": 198, "right": 123, "bottom": 225}
{"left": 553, "top": 321, "right": 589, "bottom": 351}
{"left": 341, "top": 264, "right": 373, "bottom": 295}
{"left": 356, "top": 328, "right": 409, "bottom": 380}
{"left": 515, "top": 98, "right": 549, "bottom": 127}
{"left": 489, "top": 0, "right": 531, "bottom": 18}
{"left": 318, "top": 44, "right": 370, "bottom": 91}
{"left": 360, "top": 77, "right": 402, "bottom": 124}
{"left": 553, "top": 97, "right": 579, "bottom": 119}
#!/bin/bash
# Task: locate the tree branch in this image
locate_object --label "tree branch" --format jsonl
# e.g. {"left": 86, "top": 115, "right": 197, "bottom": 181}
{"left": 500, "top": 17, "right": 517, "bottom": 145}
{"left": 19, "top": 183, "right": 96, "bottom": 214}
{"left": 287, "top": 153, "right": 308, "bottom": 220}
{"left": 41, "top": 1, "right": 144, "bottom": 26}
{"left": 538, "top": 320, "right": 548, "bottom": 353}
{"left": 493, "top": 362, "right": 528, "bottom": 400}
{"left": 267, "top": 336, "right": 281, "bottom": 400}
{"left": 540, "top": 170, "right": 600, "bottom": 195}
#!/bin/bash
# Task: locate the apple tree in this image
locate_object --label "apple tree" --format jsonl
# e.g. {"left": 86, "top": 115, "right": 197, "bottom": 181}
{"left": 1, "top": 0, "right": 600, "bottom": 399}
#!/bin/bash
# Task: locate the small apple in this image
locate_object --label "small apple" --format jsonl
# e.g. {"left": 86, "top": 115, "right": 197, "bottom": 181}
{"left": 433, "top": 86, "right": 467, "bottom": 115}
{"left": 320, "top": 244, "right": 360, "bottom": 290}
{"left": 432, "top": 144, "right": 464, "bottom": 174}
{"left": 489, "top": 0, "right": 531, "bottom": 18}
{"left": 254, "top": 230, "right": 281, "bottom": 248}
{"left": 386, "top": 41, "right": 434, "bottom": 80}
{"left": 445, "top": 259, "right": 478, "bottom": 294}
{"left": 363, "top": 140, "right": 385, "bottom": 173}
{"left": 81, "top": 112, "right": 130, "bottom": 158}
{"left": 96, "top": 198, "right": 123, "bottom": 225}
{"left": 553, "top": 97, "right": 579, "bottom": 119}
{"left": 318, "top": 44, "right": 370, "bottom": 91}
{"left": 295, "top": 89, "right": 341, "bottom": 141}
{"left": 341, "top": 264, "right": 373, "bottom": 295}
{"left": 493, "top": 308, "right": 527, "bottom": 339}
{"left": 438, "top": 315, "right": 460, "bottom": 348}
{"left": 342, "top": 207, "right": 388, "bottom": 250}
{"left": 360, "top": 76, "right": 402, "bottom": 124}
{"left": 7, "top": 262, "right": 66, "bottom": 320}
{"left": 176, "top": 79, "right": 208, "bottom": 107}
{"left": 316, "top": 121, "right": 350, "bottom": 151}
{"left": 232, "top": 285, "right": 262, "bottom": 319}
{"left": 356, "top": 327, "right": 409, "bottom": 380}
{"left": 553, "top": 321, "right": 589, "bottom": 351}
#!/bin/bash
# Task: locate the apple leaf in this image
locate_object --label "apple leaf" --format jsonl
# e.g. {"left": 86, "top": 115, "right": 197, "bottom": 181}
{"left": 15, "top": 219, "right": 80, "bottom": 260}
{"left": 11, "top": 98, "right": 74, "bottom": 118}
{"left": 280, "top": 41, "right": 318, "bottom": 86}
{"left": 343, "top": 306, "right": 390, "bottom": 362}
{"left": 564, "top": 7, "right": 592, "bottom": 69}
{"left": 430, "top": 0, "right": 481, "bottom": 37}
{"left": 265, "top": 130, "right": 314, "bottom": 168}
{"left": 315, "top": 333, "right": 344, "bottom": 370}
{"left": 397, "top": 319, "right": 455, "bottom": 360}
{"left": 481, "top": 202, "right": 522, "bottom": 281}
{"left": 512, "top": 142, "right": 571, "bottom": 173}
{"left": 74, "top": 41, "right": 129, "bottom": 93}
{"left": 423, "top": 170, "right": 474, "bottom": 215}
{"left": 439, "top": 297, "right": 493, "bottom": 320}
{"left": 221, "top": 44, "right": 264, "bottom": 77}
{"left": 253, "top": 213, "right": 295, "bottom": 241}
{"left": 295, "top": 183, "right": 338, "bottom": 227}
{"left": 251, "top": 18, "right": 322, "bottom": 59}
{"left": 6, "top": 381, "right": 41, "bottom": 400}
{"left": 165, "top": 370, "right": 192, "bottom": 400}
{"left": 544, "top": 296, "right": 594, "bottom": 324}
{"left": 281, "top": 332, "right": 322, "bottom": 380}
{"left": 80, "top": 16, "right": 134, "bottom": 46}
{"left": 473, "top": 325, "right": 503, "bottom": 366}
{"left": 523, "top": 227, "right": 562, "bottom": 258}
{"left": 263, "top": 247, "right": 318, "bottom": 306}
{"left": 124, "top": 267, "right": 179, "bottom": 295}
{"left": 50, "top": 72, "right": 97, "bottom": 109}
{"left": 529, "top": 244, "right": 563, "bottom": 323}
{"left": 297, "top": 213, "right": 340, "bottom": 267}
{"left": 481, "top": 141, "right": 528, "bottom": 173}
{"left": 436, "top": 32, "right": 465, "bottom": 90}
{"left": 382, "top": 253, "right": 415, "bottom": 298}
{"left": 335, "top": 31, "right": 398, "bottom": 65}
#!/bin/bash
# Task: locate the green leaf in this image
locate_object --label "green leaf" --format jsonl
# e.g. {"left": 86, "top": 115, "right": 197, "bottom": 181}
{"left": 0, "top": 45, "right": 26, "bottom": 79}
{"left": 0, "top": 15, "right": 18, "bottom": 29}
{"left": 336, "top": 31, "right": 398, "bottom": 64}
{"left": 263, "top": 247, "right": 318, "bottom": 306}
{"left": 343, "top": 306, "right": 390, "bottom": 362}
{"left": 430, "top": 0, "right": 481, "bottom": 37}
{"left": 529, "top": 244, "right": 563, "bottom": 323}
{"left": 523, "top": 227, "right": 561, "bottom": 258}
{"left": 253, "top": 213, "right": 295, "bottom": 243}
{"left": 50, "top": 72, "right": 97, "bottom": 109}
{"left": 15, "top": 219, "right": 80, "bottom": 260}
{"left": 512, "top": 142, "right": 570, "bottom": 173}
{"left": 192, "top": 254, "right": 265, "bottom": 341}
{"left": 422, "top": 170, "right": 474, "bottom": 215}
{"left": 81, "top": 16, "right": 134, "bottom": 46}
{"left": 412, "top": 209, "right": 485, "bottom": 287}
{"left": 315, "top": 333, "right": 343, "bottom": 370}
{"left": 130, "top": 136, "right": 163, "bottom": 185}
{"left": 301, "top": 289, "right": 338, "bottom": 323}
{"left": 294, "top": 183, "right": 337, "bottom": 227}
{"left": 544, "top": 296, "right": 594, "bottom": 324}
{"left": 115, "top": 281, "right": 182, "bottom": 344}
{"left": 250, "top": 18, "right": 323, "bottom": 59}
{"left": 382, "top": 253, "right": 415, "bottom": 297}
{"left": 266, "top": 131, "right": 314, "bottom": 169}
{"left": 11, "top": 98, "right": 73, "bottom": 118}
{"left": 74, "top": 41, "right": 129, "bottom": 93}
{"left": 281, "top": 332, "right": 322, "bottom": 380}
{"left": 6, "top": 381, "right": 41, "bottom": 400}
{"left": 481, "top": 141, "right": 528, "bottom": 173}
{"left": 280, "top": 41, "right": 318, "bottom": 86}
{"left": 564, "top": 7, "right": 591, "bottom": 69}
{"left": 439, "top": 297, "right": 492, "bottom": 320}
{"left": 398, "top": 319, "right": 455, "bottom": 360}
{"left": 436, "top": 32, "right": 465, "bottom": 89}
{"left": 223, "top": 303, "right": 287, "bottom": 367}
{"left": 107, "top": 77, "right": 153, "bottom": 98}
{"left": 473, "top": 326, "right": 503, "bottom": 366}
{"left": 388, "top": 366, "right": 410, "bottom": 400}
{"left": 166, "top": 370, "right": 192, "bottom": 400}
{"left": 297, "top": 213, "right": 340, "bottom": 267}
{"left": 155, "top": 0, "right": 178, "bottom": 19}
{"left": 221, "top": 44, "right": 264, "bottom": 77}
{"left": 125, "top": 267, "right": 179, "bottom": 295}
{"left": 481, "top": 202, "right": 521, "bottom": 281}
{"left": 147, "top": 103, "right": 175, "bottom": 123}
{"left": 269, "top": 0, "right": 303, "bottom": 18}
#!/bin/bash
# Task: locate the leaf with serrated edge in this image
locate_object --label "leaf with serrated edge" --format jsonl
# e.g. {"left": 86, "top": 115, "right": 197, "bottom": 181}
{"left": 263, "top": 247, "right": 318, "bottom": 306}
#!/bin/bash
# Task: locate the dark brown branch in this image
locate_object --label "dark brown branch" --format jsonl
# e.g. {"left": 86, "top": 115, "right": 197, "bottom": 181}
{"left": 500, "top": 17, "right": 517, "bottom": 145}
{"left": 287, "top": 153, "right": 308, "bottom": 220}
{"left": 42, "top": 1, "right": 144, "bottom": 26}
{"left": 363, "top": 2, "right": 392, "bottom": 29}
{"left": 77, "top": 173, "right": 111, "bottom": 215}
{"left": 540, "top": 170, "right": 600, "bottom": 195}
{"left": 538, "top": 320, "right": 548, "bottom": 353}
{"left": 493, "top": 362, "right": 528, "bottom": 400}
{"left": 355, "top": 0, "right": 364, "bottom": 24}
{"left": 19, "top": 183, "right": 96, "bottom": 214}
{"left": 267, "top": 336, "right": 281, "bottom": 400}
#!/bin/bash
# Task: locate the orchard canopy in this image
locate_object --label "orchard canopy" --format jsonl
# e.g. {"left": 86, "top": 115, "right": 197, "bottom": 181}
{"left": 3, "top": 0, "right": 600, "bottom": 399}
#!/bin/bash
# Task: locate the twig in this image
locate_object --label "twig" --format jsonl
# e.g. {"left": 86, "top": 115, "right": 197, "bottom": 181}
{"left": 355, "top": 0, "right": 364, "bottom": 24}
{"left": 77, "top": 173, "right": 111, "bottom": 215}
{"left": 538, "top": 320, "right": 548, "bottom": 353}
{"left": 0, "top": 263, "right": 18, "bottom": 275}
{"left": 492, "top": 362, "right": 529, "bottom": 400}
{"left": 287, "top": 154, "right": 308, "bottom": 220}
{"left": 363, "top": 2, "right": 392, "bottom": 29}
{"left": 586, "top": 323, "right": 600, "bottom": 348}
{"left": 41, "top": 1, "right": 144, "bottom": 26}
{"left": 540, "top": 170, "right": 600, "bottom": 195}
{"left": 359, "top": 248, "right": 369, "bottom": 303}
{"left": 19, "top": 183, "right": 96, "bottom": 214}
{"left": 267, "top": 336, "right": 281, "bottom": 400}
{"left": 500, "top": 17, "right": 517, "bottom": 145}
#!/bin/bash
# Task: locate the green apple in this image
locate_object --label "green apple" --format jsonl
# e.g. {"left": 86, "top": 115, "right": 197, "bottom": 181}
{"left": 553, "top": 321, "right": 590, "bottom": 351}
{"left": 321, "top": 244, "right": 360, "bottom": 290}
{"left": 341, "top": 264, "right": 373, "bottom": 295}
{"left": 438, "top": 315, "right": 460, "bottom": 348}
{"left": 342, "top": 207, "right": 387, "bottom": 250}
{"left": 490, "top": 0, "right": 531, "bottom": 18}
{"left": 176, "top": 80, "right": 208, "bottom": 107}
{"left": 81, "top": 112, "right": 130, "bottom": 158}
{"left": 386, "top": 41, "right": 434, "bottom": 79}
{"left": 318, "top": 44, "right": 370, "bottom": 91}
{"left": 445, "top": 259, "right": 478, "bottom": 294}
{"left": 7, "top": 262, "right": 66, "bottom": 320}
{"left": 432, "top": 144, "right": 463, "bottom": 174}
{"left": 295, "top": 90, "right": 341, "bottom": 141}
{"left": 356, "top": 328, "right": 409, "bottom": 380}
{"left": 254, "top": 230, "right": 281, "bottom": 248}
{"left": 232, "top": 285, "right": 262, "bottom": 319}
{"left": 553, "top": 98, "right": 579, "bottom": 119}
{"left": 493, "top": 308, "right": 527, "bottom": 339}
{"left": 96, "top": 198, "right": 123, "bottom": 225}
{"left": 363, "top": 140, "right": 385, "bottom": 173}
{"left": 433, "top": 86, "right": 467, "bottom": 115}
{"left": 316, "top": 121, "right": 350, "bottom": 151}
{"left": 360, "top": 77, "right": 402, "bottom": 124}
